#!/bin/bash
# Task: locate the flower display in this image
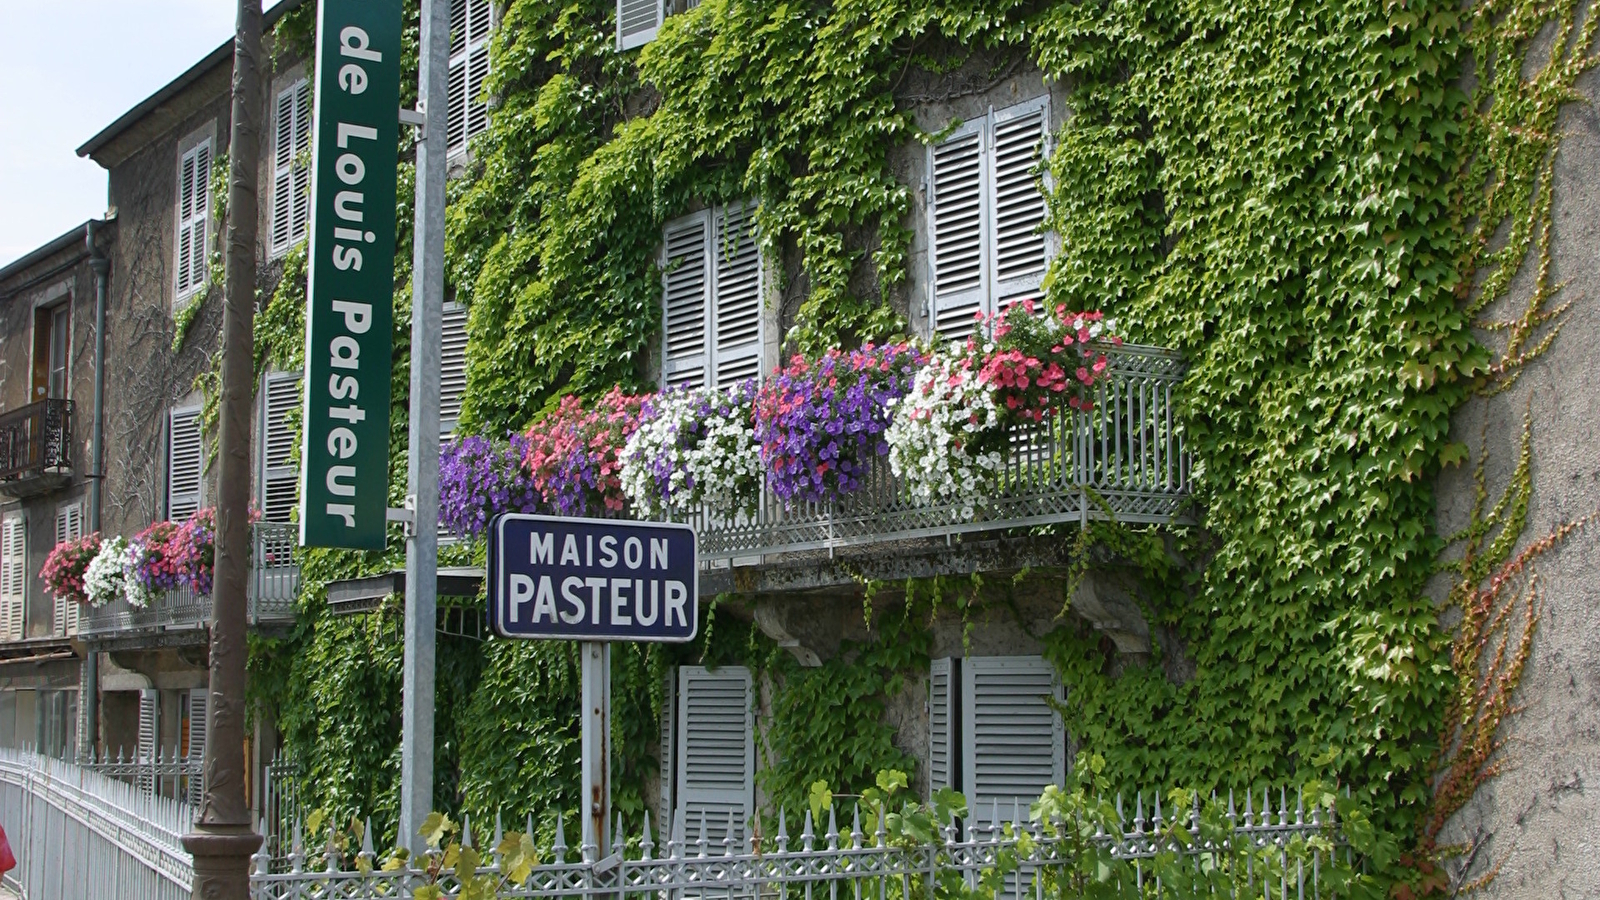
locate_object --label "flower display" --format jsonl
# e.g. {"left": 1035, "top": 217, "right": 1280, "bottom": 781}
{"left": 621, "top": 380, "right": 762, "bottom": 519}
{"left": 885, "top": 349, "right": 1005, "bottom": 515}
{"left": 523, "top": 387, "right": 647, "bottom": 517}
{"left": 129, "top": 520, "right": 185, "bottom": 597}
{"left": 978, "top": 301, "right": 1121, "bottom": 423}
{"left": 41, "top": 532, "right": 102, "bottom": 607}
{"left": 82, "top": 536, "right": 131, "bottom": 609}
{"left": 440, "top": 434, "right": 542, "bottom": 537}
{"left": 754, "top": 343, "right": 926, "bottom": 504}
{"left": 167, "top": 509, "right": 217, "bottom": 595}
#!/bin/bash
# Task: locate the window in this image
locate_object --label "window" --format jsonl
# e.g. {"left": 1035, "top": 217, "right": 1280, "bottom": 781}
{"left": 31, "top": 302, "right": 70, "bottom": 401}
{"left": 175, "top": 139, "right": 213, "bottom": 302}
{"left": 927, "top": 97, "right": 1051, "bottom": 344}
{"left": 661, "top": 203, "right": 764, "bottom": 389}
{"left": 168, "top": 407, "right": 204, "bottom": 521}
{"left": 259, "top": 373, "right": 301, "bottom": 523}
{"left": 0, "top": 513, "right": 24, "bottom": 641}
{"left": 271, "top": 78, "right": 313, "bottom": 256}
{"left": 439, "top": 303, "right": 470, "bottom": 437}
{"left": 447, "top": 0, "right": 493, "bottom": 157}
{"left": 928, "top": 656, "right": 1065, "bottom": 821}
{"left": 663, "top": 665, "right": 755, "bottom": 847}
{"left": 617, "top": 0, "right": 699, "bottom": 50}
{"left": 53, "top": 502, "right": 83, "bottom": 638}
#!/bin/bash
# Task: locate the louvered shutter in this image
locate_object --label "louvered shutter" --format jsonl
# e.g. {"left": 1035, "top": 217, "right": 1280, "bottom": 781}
{"left": 168, "top": 408, "right": 204, "bottom": 521}
{"left": 271, "top": 79, "right": 312, "bottom": 255}
{"left": 439, "top": 304, "right": 470, "bottom": 436}
{"left": 662, "top": 211, "right": 710, "bottom": 389}
{"left": 928, "top": 658, "right": 958, "bottom": 794}
{"left": 960, "top": 656, "right": 1065, "bottom": 826}
{"left": 617, "top": 0, "right": 663, "bottom": 50}
{"left": 137, "top": 689, "right": 159, "bottom": 795}
{"left": 176, "top": 142, "right": 212, "bottom": 300}
{"left": 54, "top": 503, "right": 83, "bottom": 637}
{"left": 928, "top": 122, "right": 986, "bottom": 344}
{"left": 675, "top": 665, "right": 754, "bottom": 848}
{"left": 658, "top": 668, "right": 676, "bottom": 845}
{"left": 989, "top": 99, "right": 1050, "bottom": 311}
{"left": 711, "top": 203, "right": 763, "bottom": 386}
{"left": 447, "top": 0, "right": 493, "bottom": 157}
{"left": 259, "top": 374, "right": 300, "bottom": 523}
{"left": 0, "top": 514, "right": 24, "bottom": 641}
{"left": 187, "top": 690, "right": 208, "bottom": 762}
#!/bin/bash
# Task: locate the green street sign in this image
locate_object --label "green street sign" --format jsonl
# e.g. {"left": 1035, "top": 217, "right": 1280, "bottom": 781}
{"left": 299, "top": 0, "right": 403, "bottom": 549}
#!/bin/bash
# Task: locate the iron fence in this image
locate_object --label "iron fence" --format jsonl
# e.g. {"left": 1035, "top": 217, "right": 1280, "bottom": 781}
{"left": 78, "top": 746, "right": 204, "bottom": 807}
{"left": 0, "top": 398, "right": 72, "bottom": 484}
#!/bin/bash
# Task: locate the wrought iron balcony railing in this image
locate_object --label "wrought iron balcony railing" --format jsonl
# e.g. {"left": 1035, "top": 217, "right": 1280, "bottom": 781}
{"left": 0, "top": 398, "right": 73, "bottom": 491}
{"left": 670, "top": 344, "right": 1191, "bottom": 561}
{"left": 78, "top": 522, "right": 300, "bottom": 638}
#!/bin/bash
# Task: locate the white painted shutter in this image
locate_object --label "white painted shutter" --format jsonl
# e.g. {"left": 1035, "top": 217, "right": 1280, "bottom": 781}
{"left": 617, "top": 0, "right": 663, "bottom": 50}
{"left": 675, "top": 665, "right": 754, "bottom": 848}
{"left": 0, "top": 514, "right": 24, "bottom": 641}
{"left": 989, "top": 99, "right": 1050, "bottom": 309}
{"left": 928, "top": 122, "right": 986, "bottom": 344}
{"left": 271, "top": 79, "right": 312, "bottom": 255}
{"left": 168, "top": 408, "right": 204, "bottom": 521}
{"left": 960, "top": 656, "right": 1065, "bottom": 826}
{"left": 447, "top": 0, "right": 493, "bottom": 156}
{"left": 439, "top": 303, "right": 470, "bottom": 436}
{"left": 176, "top": 141, "right": 212, "bottom": 300}
{"left": 658, "top": 668, "right": 676, "bottom": 845}
{"left": 259, "top": 374, "right": 301, "bottom": 523}
{"left": 928, "top": 658, "right": 958, "bottom": 794}
{"left": 54, "top": 503, "right": 83, "bottom": 637}
{"left": 187, "top": 690, "right": 208, "bottom": 762}
{"left": 711, "top": 203, "right": 763, "bottom": 387}
{"left": 662, "top": 211, "right": 710, "bottom": 389}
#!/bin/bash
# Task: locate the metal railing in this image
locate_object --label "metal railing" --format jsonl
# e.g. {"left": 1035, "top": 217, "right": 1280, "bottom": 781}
{"left": 0, "top": 747, "right": 193, "bottom": 900}
{"left": 673, "top": 344, "right": 1190, "bottom": 561}
{"left": 0, "top": 398, "right": 73, "bottom": 483}
{"left": 79, "top": 746, "right": 204, "bottom": 808}
{"left": 78, "top": 522, "right": 300, "bottom": 637}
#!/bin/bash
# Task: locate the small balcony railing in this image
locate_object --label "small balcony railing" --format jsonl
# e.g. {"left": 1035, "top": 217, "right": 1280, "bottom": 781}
{"left": 671, "top": 344, "right": 1191, "bottom": 561}
{"left": 0, "top": 399, "right": 73, "bottom": 491}
{"left": 78, "top": 522, "right": 300, "bottom": 637}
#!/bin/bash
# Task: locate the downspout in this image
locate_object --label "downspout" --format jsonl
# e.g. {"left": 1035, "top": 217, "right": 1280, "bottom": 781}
{"left": 85, "top": 218, "right": 109, "bottom": 757}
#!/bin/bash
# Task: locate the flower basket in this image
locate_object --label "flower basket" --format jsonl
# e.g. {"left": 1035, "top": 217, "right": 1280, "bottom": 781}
{"left": 41, "top": 532, "right": 102, "bottom": 607}
{"left": 441, "top": 434, "right": 542, "bottom": 537}
{"left": 82, "top": 536, "right": 131, "bottom": 609}
{"left": 621, "top": 380, "right": 762, "bottom": 519}
{"left": 523, "top": 387, "right": 647, "bottom": 517}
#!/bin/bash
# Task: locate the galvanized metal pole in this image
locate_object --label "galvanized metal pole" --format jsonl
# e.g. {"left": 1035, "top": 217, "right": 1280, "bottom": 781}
{"left": 400, "top": 0, "right": 447, "bottom": 856}
{"left": 182, "top": 0, "right": 263, "bottom": 896}
{"left": 580, "top": 641, "right": 611, "bottom": 861}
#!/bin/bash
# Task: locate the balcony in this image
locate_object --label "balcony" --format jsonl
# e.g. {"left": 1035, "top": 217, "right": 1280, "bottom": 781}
{"left": 78, "top": 522, "right": 300, "bottom": 640}
{"left": 676, "top": 344, "right": 1191, "bottom": 565}
{"left": 0, "top": 399, "right": 73, "bottom": 498}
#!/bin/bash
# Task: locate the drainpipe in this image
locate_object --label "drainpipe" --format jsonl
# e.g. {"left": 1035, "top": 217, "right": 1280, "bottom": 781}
{"left": 85, "top": 218, "right": 109, "bottom": 757}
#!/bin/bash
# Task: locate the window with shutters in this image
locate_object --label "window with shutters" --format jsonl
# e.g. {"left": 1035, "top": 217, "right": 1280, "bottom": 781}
{"left": 661, "top": 203, "right": 764, "bottom": 390}
{"left": 926, "top": 97, "right": 1051, "bottom": 344}
{"left": 0, "top": 514, "right": 24, "bottom": 642}
{"left": 259, "top": 373, "right": 301, "bottom": 523}
{"left": 959, "top": 655, "right": 1065, "bottom": 826}
{"left": 670, "top": 665, "right": 754, "bottom": 848}
{"left": 447, "top": 0, "right": 494, "bottom": 158}
{"left": 53, "top": 502, "right": 83, "bottom": 637}
{"left": 617, "top": 0, "right": 700, "bottom": 50}
{"left": 270, "top": 78, "right": 313, "bottom": 256}
{"left": 175, "top": 139, "right": 213, "bottom": 302}
{"left": 168, "top": 407, "right": 204, "bottom": 521}
{"left": 439, "top": 303, "right": 470, "bottom": 437}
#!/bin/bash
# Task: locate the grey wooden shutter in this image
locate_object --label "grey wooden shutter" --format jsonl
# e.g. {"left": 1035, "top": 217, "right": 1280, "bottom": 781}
{"left": 259, "top": 374, "right": 301, "bottom": 523}
{"left": 271, "top": 79, "right": 312, "bottom": 255}
{"left": 658, "top": 668, "right": 676, "bottom": 844}
{"left": 168, "top": 407, "right": 204, "bottom": 521}
{"left": 439, "top": 303, "right": 470, "bottom": 436}
{"left": 710, "top": 203, "right": 763, "bottom": 386}
{"left": 675, "top": 665, "right": 754, "bottom": 848}
{"left": 662, "top": 211, "right": 710, "bottom": 389}
{"left": 54, "top": 503, "right": 83, "bottom": 637}
{"left": 960, "top": 656, "right": 1065, "bottom": 825}
{"left": 989, "top": 98, "right": 1050, "bottom": 310}
{"left": 617, "top": 0, "right": 663, "bottom": 50}
{"left": 928, "top": 121, "right": 987, "bottom": 344}
{"left": 187, "top": 690, "right": 208, "bottom": 763}
{"left": 448, "top": 0, "right": 494, "bottom": 156}
{"left": 0, "top": 514, "right": 24, "bottom": 641}
{"left": 928, "top": 658, "right": 958, "bottom": 794}
{"left": 138, "top": 689, "right": 159, "bottom": 763}
{"left": 176, "top": 141, "right": 212, "bottom": 299}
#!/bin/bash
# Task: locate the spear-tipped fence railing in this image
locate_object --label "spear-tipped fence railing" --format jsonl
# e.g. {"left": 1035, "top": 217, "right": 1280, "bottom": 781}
{"left": 77, "top": 745, "right": 204, "bottom": 807}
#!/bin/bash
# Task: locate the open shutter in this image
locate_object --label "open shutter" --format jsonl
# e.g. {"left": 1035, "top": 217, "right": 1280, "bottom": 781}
{"left": 176, "top": 142, "right": 212, "bottom": 300}
{"left": 961, "top": 656, "right": 1065, "bottom": 826}
{"left": 662, "top": 211, "right": 710, "bottom": 389}
{"left": 617, "top": 0, "right": 663, "bottom": 50}
{"left": 928, "top": 122, "right": 987, "bottom": 344}
{"left": 168, "top": 408, "right": 204, "bottom": 521}
{"left": 658, "top": 668, "right": 676, "bottom": 845}
{"left": 447, "top": 0, "right": 493, "bottom": 156}
{"left": 272, "top": 79, "right": 312, "bottom": 255}
{"left": 675, "top": 665, "right": 754, "bottom": 849}
{"left": 54, "top": 503, "right": 83, "bottom": 637}
{"left": 0, "top": 515, "right": 24, "bottom": 641}
{"left": 176, "top": 150, "right": 196, "bottom": 297}
{"left": 439, "top": 303, "right": 470, "bottom": 436}
{"left": 187, "top": 690, "right": 208, "bottom": 762}
{"left": 138, "top": 689, "right": 159, "bottom": 763}
{"left": 259, "top": 374, "right": 301, "bottom": 523}
{"left": 710, "top": 203, "right": 763, "bottom": 387}
{"left": 989, "top": 99, "right": 1050, "bottom": 310}
{"left": 928, "top": 658, "right": 958, "bottom": 794}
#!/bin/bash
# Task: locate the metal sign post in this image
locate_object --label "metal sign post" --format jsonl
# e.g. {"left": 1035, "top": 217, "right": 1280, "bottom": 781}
{"left": 488, "top": 514, "right": 699, "bottom": 850}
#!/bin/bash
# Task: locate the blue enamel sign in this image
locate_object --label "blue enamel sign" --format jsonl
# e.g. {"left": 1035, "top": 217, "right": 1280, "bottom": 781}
{"left": 488, "top": 514, "right": 698, "bottom": 642}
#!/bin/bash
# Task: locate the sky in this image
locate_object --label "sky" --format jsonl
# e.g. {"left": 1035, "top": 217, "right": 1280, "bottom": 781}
{"left": 0, "top": 1, "right": 239, "bottom": 267}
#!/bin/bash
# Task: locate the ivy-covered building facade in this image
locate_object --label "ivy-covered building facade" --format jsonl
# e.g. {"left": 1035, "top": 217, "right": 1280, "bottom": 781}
{"left": 6, "top": 0, "right": 1599, "bottom": 895}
